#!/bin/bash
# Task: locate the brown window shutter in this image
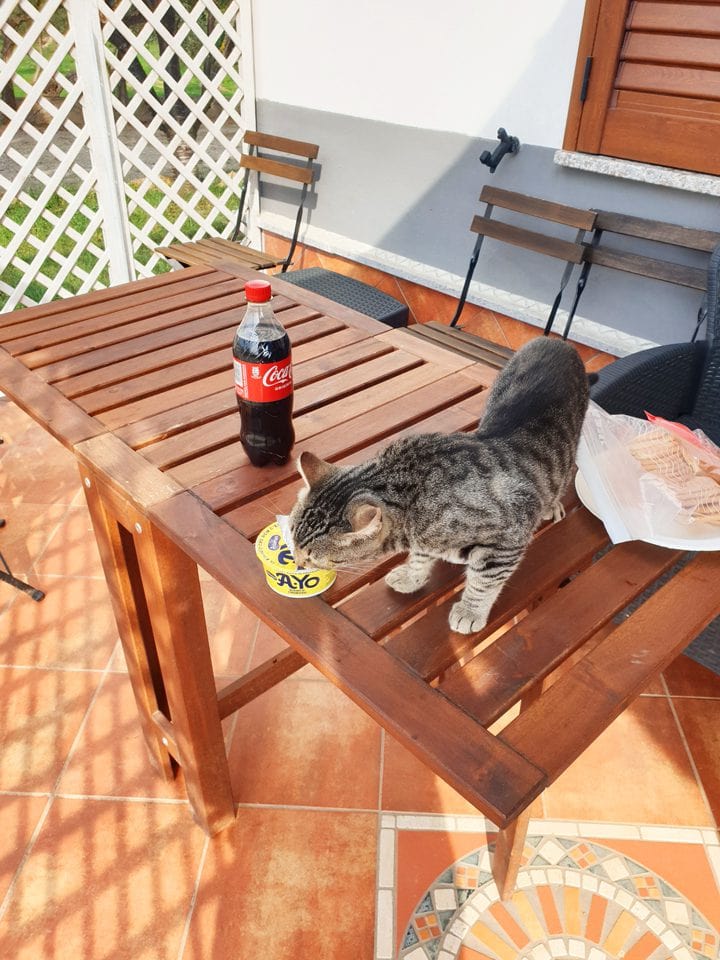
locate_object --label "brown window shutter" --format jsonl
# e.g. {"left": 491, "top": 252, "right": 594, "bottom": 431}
{"left": 565, "top": 0, "right": 720, "bottom": 176}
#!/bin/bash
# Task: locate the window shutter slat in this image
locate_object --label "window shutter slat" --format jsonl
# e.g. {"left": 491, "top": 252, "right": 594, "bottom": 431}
{"left": 622, "top": 33, "right": 720, "bottom": 70}
{"left": 630, "top": 2, "right": 720, "bottom": 36}
{"left": 617, "top": 62, "right": 720, "bottom": 101}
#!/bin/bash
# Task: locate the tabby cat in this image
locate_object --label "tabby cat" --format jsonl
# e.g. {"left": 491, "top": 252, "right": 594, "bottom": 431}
{"left": 288, "top": 337, "right": 591, "bottom": 634}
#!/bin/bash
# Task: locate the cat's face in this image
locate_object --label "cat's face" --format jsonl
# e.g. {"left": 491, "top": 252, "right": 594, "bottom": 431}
{"left": 288, "top": 452, "right": 386, "bottom": 569}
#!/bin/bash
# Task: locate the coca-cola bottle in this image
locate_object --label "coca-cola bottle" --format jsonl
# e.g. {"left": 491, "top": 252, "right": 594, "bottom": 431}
{"left": 233, "top": 279, "right": 295, "bottom": 466}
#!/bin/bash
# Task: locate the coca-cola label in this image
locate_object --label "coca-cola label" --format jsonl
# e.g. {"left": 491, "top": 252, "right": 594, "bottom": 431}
{"left": 234, "top": 356, "right": 293, "bottom": 402}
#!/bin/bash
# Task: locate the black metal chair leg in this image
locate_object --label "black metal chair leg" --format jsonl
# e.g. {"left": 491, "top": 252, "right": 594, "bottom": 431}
{"left": 0, "top": 522, "right": 45, "bottom": 602}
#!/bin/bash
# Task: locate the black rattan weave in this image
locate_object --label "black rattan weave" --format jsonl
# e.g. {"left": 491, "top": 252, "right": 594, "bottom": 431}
{"left": 281, "top": 267, "right": 409, "bottom": 328}
{"left": 591, "top": 242, "right": 720, "bottom": 675}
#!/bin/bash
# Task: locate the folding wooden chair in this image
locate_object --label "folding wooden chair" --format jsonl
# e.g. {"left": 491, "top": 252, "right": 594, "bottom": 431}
{"left": 406, "top": 187, "right": 596, "bottom": 368}
{"left": 156, "top": 130, "right": 319, "bottom": 272}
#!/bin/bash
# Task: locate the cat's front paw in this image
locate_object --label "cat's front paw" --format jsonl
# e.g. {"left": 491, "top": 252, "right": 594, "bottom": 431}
{"left": 542, "top": 501, "right": 566, "bottom": 523}
{"left": 385, "top": 564, "right": 428, "bottom": 594}
{"left": 449, "top": 601, "right": 488, "bottom": 635}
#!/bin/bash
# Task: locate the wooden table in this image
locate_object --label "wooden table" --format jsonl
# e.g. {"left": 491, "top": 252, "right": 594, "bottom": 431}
{"left": 2, "top": 263, "right": 719, "bottom": 899}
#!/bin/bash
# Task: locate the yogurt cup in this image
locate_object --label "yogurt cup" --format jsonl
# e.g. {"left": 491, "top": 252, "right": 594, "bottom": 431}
{"left": 254, "top": 522, "right": 336, "bottom": 598}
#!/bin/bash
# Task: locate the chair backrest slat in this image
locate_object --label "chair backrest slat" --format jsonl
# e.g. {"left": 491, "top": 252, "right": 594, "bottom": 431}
{"left": 243, "top": 130, "right": 319, "bottom": 160}
{"left": 586, "top": 245, "right": 708, "bottom": 290}
{"left": 240, "top": 153, "right": 314, "bottom": 185}
{"left": 594, "top": 211, "right": 719, "bottom": 253}
{"left": 470, "top": 216, "right": 586, "bottom": 264}
{"left": 480, "top": 186, "right": 597, "bottom": 231}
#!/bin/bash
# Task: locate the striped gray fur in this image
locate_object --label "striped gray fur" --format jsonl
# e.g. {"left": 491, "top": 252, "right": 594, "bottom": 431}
{"left": 289, "top": 337, "right": 591, "bottom": 634}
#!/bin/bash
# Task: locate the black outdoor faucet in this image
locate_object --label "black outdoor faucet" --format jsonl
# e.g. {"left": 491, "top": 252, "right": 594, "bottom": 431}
{"left": 480, "top": 128, "right": 520, "bottom": 174}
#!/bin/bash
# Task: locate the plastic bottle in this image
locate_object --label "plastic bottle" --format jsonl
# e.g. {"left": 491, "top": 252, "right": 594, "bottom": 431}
{"left": 232, "top": 279, "right": 294, "bottom": 466}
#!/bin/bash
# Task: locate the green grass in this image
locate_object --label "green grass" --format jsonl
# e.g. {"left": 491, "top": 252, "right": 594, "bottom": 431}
{"left": 0, "top": 179, "right": 239, "bottom": 310}
{"left": 12, "top": 43, "right": 237, "bottom": 102}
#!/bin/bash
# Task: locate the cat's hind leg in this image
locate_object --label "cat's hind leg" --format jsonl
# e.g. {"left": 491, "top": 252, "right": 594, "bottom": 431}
{"left": 385, "top": 552, "right": 435, "bottom": 593}
{"left": 449, "top": 544, "right": 524, "bottom": 634}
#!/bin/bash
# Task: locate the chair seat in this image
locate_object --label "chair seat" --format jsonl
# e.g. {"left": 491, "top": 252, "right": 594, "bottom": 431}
{"left": 281, "top": 268, "right": 409, "bottom": 328}
{"left": 405, "top": 321, "right": 513, "bottom": 369}
{"left": 155, "top": 238, "right": 281, "bottom": 270}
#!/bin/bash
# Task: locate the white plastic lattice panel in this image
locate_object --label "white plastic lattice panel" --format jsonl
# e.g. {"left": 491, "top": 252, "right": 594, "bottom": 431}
{"left": 98, "top": 0, "right": 249, "bottom": 277}
{"left": 0, "top": 0, "right": 113, "bottom": 310}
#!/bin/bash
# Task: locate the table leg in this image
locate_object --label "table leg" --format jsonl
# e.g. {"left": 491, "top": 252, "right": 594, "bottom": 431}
{"left": 80, "top": 470, "right": 235, "bottom": 835}
{"left": 131, "top": 514, "right": 236, "bottom": 836}
{"left": 80, "top": 469, "right": 175, "bottom": 780}
{"left": 493, "top": 806, "right": 532, "bottom": 901}
{"left": 492, "top": 677, "right": 547, "bottom": 899}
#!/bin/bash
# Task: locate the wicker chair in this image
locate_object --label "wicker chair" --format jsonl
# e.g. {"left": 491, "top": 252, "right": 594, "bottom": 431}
{"left": 591, "top": 242, "right": 720, "bottom": 675}
{"left": 592, "top": 242, "right": 720, "bottom": 445}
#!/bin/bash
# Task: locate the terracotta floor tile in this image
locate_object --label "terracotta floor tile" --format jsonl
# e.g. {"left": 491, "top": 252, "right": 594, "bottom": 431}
{"left": 396, "top": 829, "right": 489, "bottom": 947}
{"left": 395, "top": 280, "right": 454, "bottom": 327}
{"left": 0, "top": 501, "right": 70, "bottom": 579}
{"left": 31, "top": 505, "right": 104, "bottom": 579}
{"left": 495, "top": 314, "right": 542, "bottom": 350}
{"left": 0, "top": 667, "right": 101, "bottom": 792}
{"left": 0, "top": 575, "right": 119, "bottom": 669}
{"left": 664, "top": 653, "right": 720, "bottom": 698}
{"left": 381, "top": 732, "right": 543, "bottom": 818}
{"left": 198, "top": 579, "right": 258, "bottom": 678}
{"left": 594, "top": 836, "right": 720, "bottom": 931}
{"left": 585, "top": 349, "right": 617, "bottom": 371}
{"left": 184, "top": 808, "right": 377, "bottom": 960}
{"left": 228, "top": 679, "right": 381, "bottom": 808}
{"left": 672, "top": 697, "right": 720, "bottom": 825}
{"left": 57, "top": 672, "right": 189, "bottom": 801}
{"left": 457, "top": 305, "right": 509, "bottom": 345}
{"left": 0, "top": 796, "right": 206, "bottom": 960}
{"left": 0, "top": 794, "right": 49, "bottom": 903}
{"left": 247, "top": 619, "right": 320, "bottom": 680}
{"left": 543, "top": 696, "right": 713, "bottom": 824}
{"left": 0, "top": 421, "right": 80, "bottom": 508}
{"left": 0, "top": 397, "right": 39, "bottom": 445}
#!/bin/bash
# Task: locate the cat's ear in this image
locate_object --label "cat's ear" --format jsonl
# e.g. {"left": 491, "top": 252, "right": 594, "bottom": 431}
{"left": 297, "top": 451, "right": 337, "bottom": 489}
{"left": 349, "top": 501, "right": 383, "bottom": 536}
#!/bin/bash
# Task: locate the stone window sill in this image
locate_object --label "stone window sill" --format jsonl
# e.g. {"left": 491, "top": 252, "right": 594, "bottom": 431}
{"left": 554, "top": 150, "right": 720, "bottom": 197}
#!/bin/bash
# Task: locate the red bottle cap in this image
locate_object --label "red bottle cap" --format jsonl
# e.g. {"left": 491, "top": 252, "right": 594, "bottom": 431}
{"left": 245, "top": 279, "right": 272, "bottom": 303}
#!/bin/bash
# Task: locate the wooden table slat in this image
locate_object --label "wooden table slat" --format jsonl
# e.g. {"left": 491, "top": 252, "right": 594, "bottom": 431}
{"left": 382, "top": 507, "right": 609, "bottom": 675}
{"left": 499, "top": 552, "right": 720, "bottom": 783}
{"left": 0, "top": 351, "right": 106, "bottom": 446}
{"left": 3, "top": 271, "right": 236, "bottom": 350}
{"left": 140, "top": 338, "right": 397, "bottom": 468}
{"left": 34, "top": 307, "right": 244, "bottom": 385}
{"left": 73, "top": 315, "right": 353, "bottom": 415}
{"left": 343, "top": 504, "right": 608, "bottom": 643}
{"left": 439, "top": 539, "right": 683, "bottom": 724}
{"left": 0, "top": 265, "right": 213, "bottom": 335}
{"left": 188, "top": 364, "right": 483, "bottom": 512}
{"left": 14, "top": 280, "right": 251, "bottom": 367}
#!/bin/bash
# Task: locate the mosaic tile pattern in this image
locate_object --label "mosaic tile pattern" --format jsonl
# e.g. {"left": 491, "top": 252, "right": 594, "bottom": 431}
{"left": 399, "top": 836, "right": 720, "bottom": 960}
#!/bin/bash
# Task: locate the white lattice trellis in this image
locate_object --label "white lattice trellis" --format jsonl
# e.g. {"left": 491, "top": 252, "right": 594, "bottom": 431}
{"left": 0, "top": 0, "right": 253, "bottom": 311}
{"left": 99, "top": 0, "right": 251, "bottom": 277}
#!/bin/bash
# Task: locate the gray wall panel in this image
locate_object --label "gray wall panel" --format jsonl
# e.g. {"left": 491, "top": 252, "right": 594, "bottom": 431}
{"left": 257, "top": 100, "right": 720, "bottom": 346}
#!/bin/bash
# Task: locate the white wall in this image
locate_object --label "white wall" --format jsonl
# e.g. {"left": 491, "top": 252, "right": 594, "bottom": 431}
{"left": 251, "top": 0, "right": 586, "bottom": 146}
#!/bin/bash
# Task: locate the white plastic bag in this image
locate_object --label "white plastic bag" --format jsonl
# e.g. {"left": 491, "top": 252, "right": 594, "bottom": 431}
{"left": 576, "top": 401, "right": 720, "bottom": 544}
